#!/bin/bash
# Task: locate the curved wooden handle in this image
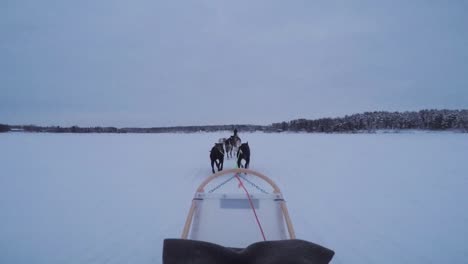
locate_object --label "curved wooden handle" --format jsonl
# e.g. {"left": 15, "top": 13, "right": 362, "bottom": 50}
{"left": 196, "top": 168, "right": 282, "bottom": 193}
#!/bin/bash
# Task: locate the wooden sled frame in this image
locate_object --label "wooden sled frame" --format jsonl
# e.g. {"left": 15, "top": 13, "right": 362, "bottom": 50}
{"left": 181, "top": 168, "right": 296, "bottom": 240}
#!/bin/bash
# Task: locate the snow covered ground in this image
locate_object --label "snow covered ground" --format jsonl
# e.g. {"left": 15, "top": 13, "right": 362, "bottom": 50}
{"left": 1, "top": 132, "right": 467, "bottom": 264}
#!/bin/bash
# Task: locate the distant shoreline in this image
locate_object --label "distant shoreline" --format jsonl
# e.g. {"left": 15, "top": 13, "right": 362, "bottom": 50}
{"left": 4, "top": 129, "right": 467, "bottom": 134}
{"left": 1, "top": 109, "right": 467, "bottom": 134}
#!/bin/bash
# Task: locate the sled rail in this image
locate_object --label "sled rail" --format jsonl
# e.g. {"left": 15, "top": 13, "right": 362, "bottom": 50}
{"left": 196, "top": 168, "right": 281, "bottom": 193}
{"left": 182, "top": 168, "right": 296, "bottom": 240}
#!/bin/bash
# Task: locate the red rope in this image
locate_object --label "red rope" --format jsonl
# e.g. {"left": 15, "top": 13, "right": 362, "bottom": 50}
{"left": 235, "top": 174, "right": 266, "bottom": 241}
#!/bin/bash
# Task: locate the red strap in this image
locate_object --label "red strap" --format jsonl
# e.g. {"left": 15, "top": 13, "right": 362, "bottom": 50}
{"left": 235, "top": 174, "right": 266, "bottom": 241}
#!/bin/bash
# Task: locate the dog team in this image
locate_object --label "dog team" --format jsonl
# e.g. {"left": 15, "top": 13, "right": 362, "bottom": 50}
{"left": 210, "top": 129, "right": 250, "bottom": 173}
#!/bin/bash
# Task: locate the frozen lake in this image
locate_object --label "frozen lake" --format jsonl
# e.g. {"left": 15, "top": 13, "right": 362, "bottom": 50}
{"left": 1, "top": 132, "right": 467, "bottom": 263}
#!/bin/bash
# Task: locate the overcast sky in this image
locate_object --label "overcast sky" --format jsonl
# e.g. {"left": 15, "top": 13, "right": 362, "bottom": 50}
{"left": 1, "top": 0, "right": 467, "bottom": 127}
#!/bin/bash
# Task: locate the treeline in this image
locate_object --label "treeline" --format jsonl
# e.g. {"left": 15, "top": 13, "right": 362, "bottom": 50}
{"left": 0, "top": 124, "right": 9, "bottom": 132}
{"left": 5, "top": 124, "right": 267, "bottom": 133}
{"left": 2, "top": 109, "right": 467, "bottom": 134}
{"left": 120, "top": 125, "right": 266, "bottom": 133}
{"left": 272, "top": 109, "right": 468, "bottom": 133}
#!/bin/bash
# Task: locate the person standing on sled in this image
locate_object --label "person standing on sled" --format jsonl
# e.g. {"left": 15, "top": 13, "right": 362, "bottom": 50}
{"left": 232, "top": 128, "right": 240, "bottom": 143}
{"left": 231, "top": 128, "right": 241, "bottom": 157}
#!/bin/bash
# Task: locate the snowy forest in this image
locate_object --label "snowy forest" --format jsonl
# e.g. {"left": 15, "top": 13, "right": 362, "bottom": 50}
{"left": 0, "top": 124, "right": 9, "bottom": 132}
{"left": 272, "top": 109, "right": 468, "bottom": 132}
{"left": 1, "top": 109, "right": 467, "bottom": 133}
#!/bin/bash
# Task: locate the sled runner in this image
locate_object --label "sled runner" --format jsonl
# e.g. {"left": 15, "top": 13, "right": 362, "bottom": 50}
{"left": 163, "top": 168, "right": 334, "bottom": 264}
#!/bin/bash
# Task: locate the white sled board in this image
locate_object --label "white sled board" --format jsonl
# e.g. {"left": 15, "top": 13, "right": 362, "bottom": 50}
{"left": 189, "top": 192, "right": 288, "bottom": 248}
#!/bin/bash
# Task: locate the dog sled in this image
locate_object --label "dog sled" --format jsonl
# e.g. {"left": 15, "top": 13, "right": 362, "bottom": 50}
{"left": 163, "top": 168, "right": 335, "bottom": 264}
